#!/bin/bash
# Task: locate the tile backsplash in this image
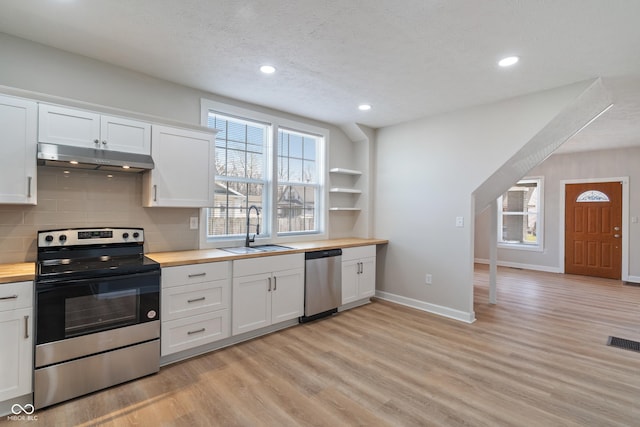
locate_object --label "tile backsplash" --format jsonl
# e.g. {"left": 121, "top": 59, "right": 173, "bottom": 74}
{"left": 0, "top": 166, "right": 200, "bottom": 263}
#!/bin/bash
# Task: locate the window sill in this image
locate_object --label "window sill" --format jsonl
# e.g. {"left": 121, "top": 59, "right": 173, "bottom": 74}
{"left": 497, "top": 243, "right": 543, "bottom": 252}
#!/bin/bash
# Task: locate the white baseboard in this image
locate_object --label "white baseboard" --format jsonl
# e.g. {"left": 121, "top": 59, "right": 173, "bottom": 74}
{"left": 474, "top": 258, "right": 561, "bottom": 273}
{"left": 626, "top": 275, "right": 640, "bottom": 284}
{"left": 375, "top": 290, "right": 476, "bottom": 324}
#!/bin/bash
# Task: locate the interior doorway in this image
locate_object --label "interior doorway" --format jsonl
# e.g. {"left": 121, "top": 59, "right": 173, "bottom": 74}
{"left": 564, "top": 181, "right": 622, "bottom": 279}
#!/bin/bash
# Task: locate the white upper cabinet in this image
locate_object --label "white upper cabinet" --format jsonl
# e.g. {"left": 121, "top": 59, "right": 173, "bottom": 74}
{"left": 0, "top": 95, "right": 37, "bottom": 205}
{"left": 143, "top": 125, "right": 215, "bottom": 207}
{"left": 38, "top": 104, "right": 151, "bottom": 155}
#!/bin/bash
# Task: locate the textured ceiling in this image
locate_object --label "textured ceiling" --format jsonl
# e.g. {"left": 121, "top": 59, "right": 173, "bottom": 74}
{"left": 1, "top": 0, "right": 640, "bottom": 151}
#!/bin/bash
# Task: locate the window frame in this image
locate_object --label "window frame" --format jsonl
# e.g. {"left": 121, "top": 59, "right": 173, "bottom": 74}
{"left": 199, "top": 99, "right": 327, "bottom": 248}
{"left": 497, "top": 177, "right": 544, "bottom": 252}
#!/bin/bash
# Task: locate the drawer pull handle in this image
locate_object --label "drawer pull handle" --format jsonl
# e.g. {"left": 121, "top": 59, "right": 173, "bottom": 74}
{"left": 187, "top": 297, "right": 206, "bottom": 303}
{"left": 0, "top": 295, "right": 18, "bottom": 300}
{"left": 24, "top": 315, "right": 29, "bottom": 339}
{"left": 188, "top": 273, "right": 206, "bottom": 278}
{"left": 187, "top": 328, "right": 205, "bottom": 335}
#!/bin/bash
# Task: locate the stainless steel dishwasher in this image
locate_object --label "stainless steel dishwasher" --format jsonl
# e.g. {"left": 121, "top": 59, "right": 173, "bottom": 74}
{"left": 300, "top": 249, "right": 342, "bottom": 322}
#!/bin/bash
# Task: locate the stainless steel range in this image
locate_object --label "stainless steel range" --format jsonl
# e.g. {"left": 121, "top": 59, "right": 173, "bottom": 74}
{"left": 34, "top": 227, "right": 160, "bottom": 409}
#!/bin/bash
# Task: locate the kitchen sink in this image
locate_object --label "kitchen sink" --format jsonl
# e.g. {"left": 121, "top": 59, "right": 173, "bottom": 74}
{"left": 253, "top": 244, "right": 293, "bottom": 252}
{"left": 220, "top": 244, "right": 293, "bottom": 255}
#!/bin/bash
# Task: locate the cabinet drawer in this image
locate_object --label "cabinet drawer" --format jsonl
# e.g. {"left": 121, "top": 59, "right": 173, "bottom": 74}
{"left": 161, "top": 310, "right": 229, "bottom": 356}
{"left": 162, "top": 279, "right": 229, "bottom": 321}
{"left": 0, "top": 281, "right": 33, "bottom": 312}
{"left": 233, "top": 253, "right": 304, "bottom": 277}
{"left": 341, "top": 245, "right": 376, "bottom": 261}
{"left": 162, "top": 262, "right": 229, "bottom": 288}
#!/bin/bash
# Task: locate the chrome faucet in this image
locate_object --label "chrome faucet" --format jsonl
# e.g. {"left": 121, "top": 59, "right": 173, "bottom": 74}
{"left": 245, "top": 205, "right": 260, "bottom": 247}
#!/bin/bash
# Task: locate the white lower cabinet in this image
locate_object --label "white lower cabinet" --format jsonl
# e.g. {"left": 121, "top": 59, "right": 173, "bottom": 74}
{"left": 342, "top": 245, "right": 376, "bottom": 305}
{"left": 0, "top": 281, "right": 33, "bottom": 402}
{"left": 232, "top": 254, "right": 304, "bottom": 336}
{"left": 161, "top": 262, "right": 230, "bottom": 356}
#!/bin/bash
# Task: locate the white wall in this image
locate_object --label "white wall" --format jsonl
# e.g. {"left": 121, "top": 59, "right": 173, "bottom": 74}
{"left": 475, "top": 147, "right": 640, "bottom": 281}
{"left": 373, "top": 82, "right": 591, "bottom": 321}
{"left": 0, "top": 33, "right": 363, "bottom": 261}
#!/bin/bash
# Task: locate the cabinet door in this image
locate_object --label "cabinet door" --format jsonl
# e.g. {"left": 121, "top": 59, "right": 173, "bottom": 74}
{"left": 232, "top": 273, "right": 271, "bottom": 336}
{"left": 358, "top": 257, "right": 376, "bottom": 299}
{"left": 100, "top": 115, "right": 151, "bottom": 154}
{"left": 38, "top": 104, "right": 100, "bottom": 148}
{"left": 341, "top": 259, "right": 359, "bottom": 304}
{"left": 0, "top": 95, "right": 37, "bottom": 204}
{"left": 271, "top": 268, "right": 304, "bottom": 324}
{"left": 144, "top": 125, "right": 214, "bottom": 207}
{"left": 0, "top": 308, "right": 32, "bottom": 401}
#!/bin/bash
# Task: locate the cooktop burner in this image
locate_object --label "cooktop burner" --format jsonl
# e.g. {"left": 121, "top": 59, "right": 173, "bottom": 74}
{"left": 35, "top": 227, "right": 159, "bottom": 283}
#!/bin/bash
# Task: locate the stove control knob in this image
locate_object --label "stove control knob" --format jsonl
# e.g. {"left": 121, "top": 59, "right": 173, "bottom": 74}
{"left": 133, "top": 232, "right": 140, "bottom": 239}
{"left": 122, "top": 232, "right": 129, "bottom": 239}
{"left": 45, "top": 235, "right": 54, "bottom": 242}
{"left": 59, "top": 235, "right": 67, "bottom": 242}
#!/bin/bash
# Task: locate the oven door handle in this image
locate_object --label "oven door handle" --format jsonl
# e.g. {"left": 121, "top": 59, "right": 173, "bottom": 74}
{"left": 36, "top": 269, "right": 161, "bottom": 290}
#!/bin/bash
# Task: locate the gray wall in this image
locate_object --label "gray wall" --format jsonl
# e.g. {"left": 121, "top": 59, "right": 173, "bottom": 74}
{"left": 373, "top": 83, "right": 589, "bottom": 321}
{"left": 0, "top": 33, "right": 360, "bottom": 262}
{"left": 474, "top": 147, "right": 640, "bottom": 281}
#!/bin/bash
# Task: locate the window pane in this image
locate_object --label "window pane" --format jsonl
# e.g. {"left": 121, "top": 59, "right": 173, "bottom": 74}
{"left": 209, "top": 181, "right": 263, "bottom": 238}
{"left": 303, "top": 160, "right": 316, "bottom": 183}
{"left": 498, "top": 178, "right": 541, "bottom": 247}
{"left": 576, "top": 190, "right": 609, "bottom": 202}
{"left": 303, "top": 137, "right": 316, "bottom": 160}
{"left": 277, "top": 185, "right": 316, "bottom": 233}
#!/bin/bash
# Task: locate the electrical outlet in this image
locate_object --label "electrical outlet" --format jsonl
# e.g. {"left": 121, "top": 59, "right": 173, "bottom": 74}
{"left": 455, "top": 216, "right": 464, "bottom": 227}
{"left": 189, "top": 216, "right": 198, "bottom": 230}
{"left": 425, "top": 274, "right": 432, "bottom": 285}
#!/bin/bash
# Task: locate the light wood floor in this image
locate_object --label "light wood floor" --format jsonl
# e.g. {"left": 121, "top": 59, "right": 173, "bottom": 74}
{"left": 22, "top": 266, "right": 640, "bottom": 426}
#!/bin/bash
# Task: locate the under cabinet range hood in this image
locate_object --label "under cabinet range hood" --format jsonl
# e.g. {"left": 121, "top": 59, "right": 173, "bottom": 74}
{"left": 37, "top": 143, "right": 154, "bottom": 172}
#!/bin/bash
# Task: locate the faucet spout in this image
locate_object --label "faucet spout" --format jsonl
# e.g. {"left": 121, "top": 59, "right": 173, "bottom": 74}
{"left": 245, "top": 205, "right": 260, "bottom": 247}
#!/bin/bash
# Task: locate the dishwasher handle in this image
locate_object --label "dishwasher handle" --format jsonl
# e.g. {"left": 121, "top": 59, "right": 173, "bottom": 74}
{"left": 305, "top": 249, "right": 342, "bottom": 260}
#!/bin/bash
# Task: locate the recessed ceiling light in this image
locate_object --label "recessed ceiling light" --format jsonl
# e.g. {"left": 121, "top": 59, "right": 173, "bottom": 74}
{"left": 498, "top": 56, "right": 519, "bottom": 67}
{"left": 122, "top": 165, "right": 130, "bottom": 169}
{"left": 69, "top": 160, "right": 79, "bottom": 165}
{"left": 260, "top": 65, "right": 276, "bottom": 74}
{"left": 358, "top": 104, "right": 372, "bottom": 111}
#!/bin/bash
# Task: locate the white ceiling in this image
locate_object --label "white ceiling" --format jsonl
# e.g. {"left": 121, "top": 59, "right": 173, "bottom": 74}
{"left": 1, "top": 0, "right": 640, "bottom": 152}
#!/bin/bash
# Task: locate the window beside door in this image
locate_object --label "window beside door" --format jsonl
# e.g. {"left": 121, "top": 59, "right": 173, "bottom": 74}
{"left": 497, "top": 178, "right": 543, "bottom": 251}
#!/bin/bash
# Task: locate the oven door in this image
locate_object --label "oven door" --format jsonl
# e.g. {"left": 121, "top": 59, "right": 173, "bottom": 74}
{"left": 35, "top": 270, "right": 160, "bottom": 346}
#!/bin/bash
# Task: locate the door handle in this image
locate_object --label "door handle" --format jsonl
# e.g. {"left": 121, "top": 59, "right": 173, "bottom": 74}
{"left": 613, "top": 226, "right": 620, "bottom": 231}
{"left": 0, "top": 295, "right": 18, "bottom": 300}
{"left": 153, "top": 185, "right": 158, "bottom": 202}
{"left": 273, "top": 276, "right": 277, "bottom": 291}
{"left": 27, "top": 176, "right": 32, "bottom": 198}
{"left": 24, "top": 315, "right": 29, "bottom": 339}
{"left": 268, "top": 277, "right": 272, "bottom": 292}
{"left": 614, "top": 234, "right": 621, "bottom": 238}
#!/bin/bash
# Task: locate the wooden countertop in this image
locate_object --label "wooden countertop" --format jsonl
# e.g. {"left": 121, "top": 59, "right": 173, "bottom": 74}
{"left": 147, "top": 238, "right": 388, "bottom": 267}
{"left": 0, "top": 238, "right": 388, "bottom": 283}
{"left": 0, "top": 262, "right": 36, "bottom": 284}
